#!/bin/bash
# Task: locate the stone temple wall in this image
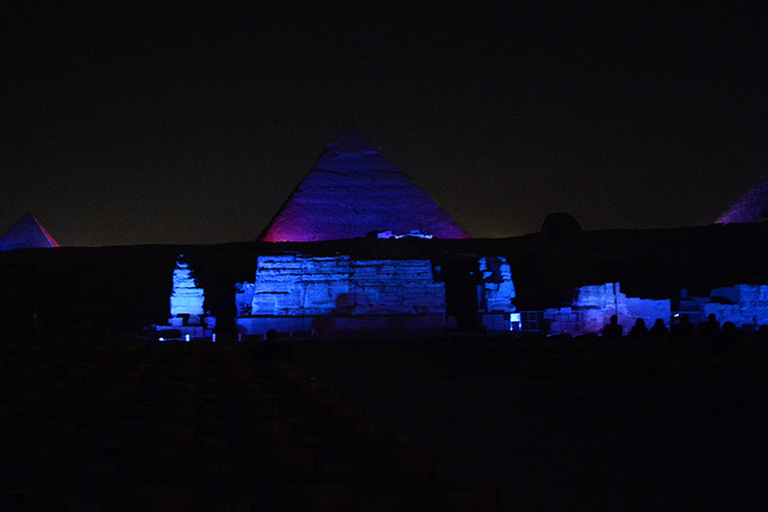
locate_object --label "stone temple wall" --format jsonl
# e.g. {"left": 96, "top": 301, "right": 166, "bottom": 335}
{"left": 703, "top": 284, "right": 768, "bottom": 328}
{"left": 235, "top": 254, "right": 446, "bottom": 335}
{"left": 545, "top": 282, "right": 671, "bottom": 336}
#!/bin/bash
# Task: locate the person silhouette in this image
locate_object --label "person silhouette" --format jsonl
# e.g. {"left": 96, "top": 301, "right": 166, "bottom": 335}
{"left": 649, "top": 318, "right": 669, "bottom": 339}
{"left": 629, "top": 317, "right": 649, "bottom": 339}
{"left": 602, "top": 315, "right": 623, "bottom": 339}
{"left": 672, "top": 314, "right": 695, "bottom": 339}
{"left": 699, "top": 313, "right": 720, "bottom": 340}
{"left": 670, "top": 313, "right": 695, "bottom": 353}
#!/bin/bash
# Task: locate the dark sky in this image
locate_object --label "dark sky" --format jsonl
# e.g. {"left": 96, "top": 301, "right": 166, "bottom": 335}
{"left": 2, "top": 1, "right": 767, "bottom": 246}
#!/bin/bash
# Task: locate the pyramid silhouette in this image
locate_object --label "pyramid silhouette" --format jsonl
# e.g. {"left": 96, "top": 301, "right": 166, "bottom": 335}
{"left": 0, "top": 213, "right": 59, "bottom": 251}
{"left": 715, "top": 174, "right": 768, "bottom": 224}
{"left": 259, "top": 125, "right": 470, "bottom": 242}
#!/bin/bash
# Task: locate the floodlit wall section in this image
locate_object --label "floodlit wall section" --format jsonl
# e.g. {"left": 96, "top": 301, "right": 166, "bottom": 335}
{"left": 477, "top": 257, "right": 516, "bottom": 313}
{"left": 235, "top": 254, "right": 446, "bottom": 335}
{"left": 703, "top": 285, "right": 768, "bottom": 328}
{"left": 477, "top": 256, "right": 517, "bottom": 330}
{"left": 545, "top": 282, "right": 671, "bottom": 336}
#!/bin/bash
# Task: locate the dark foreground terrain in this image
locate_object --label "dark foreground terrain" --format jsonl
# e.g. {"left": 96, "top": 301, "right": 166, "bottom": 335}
{"left": 2, "top": 333, "right": 768, "bottom": 510}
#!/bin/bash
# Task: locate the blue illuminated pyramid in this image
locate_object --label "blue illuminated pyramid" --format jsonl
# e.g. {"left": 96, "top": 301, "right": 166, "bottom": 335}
{"left": 715, "top": 174, "right": 768, "bottom": 224}
{"left": 0, "top": 213, "right": 59, "bottom": 251}
{"left": 259, "top": 125, "right": 470, "bottom": 242}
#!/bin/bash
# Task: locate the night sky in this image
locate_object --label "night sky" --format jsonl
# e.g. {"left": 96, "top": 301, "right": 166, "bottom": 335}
{"left": 2, "top": 2, "right": 767, "bottom": 246}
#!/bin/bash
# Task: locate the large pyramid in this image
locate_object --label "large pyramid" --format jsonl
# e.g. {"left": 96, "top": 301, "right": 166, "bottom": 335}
{"left": 715, "top": 174, "right": 768, "bottom": 224}
{"left": 0, "top": 213, "right": 59, "bottom": 251}
{"left": 259, "top": 125, "right": 470, "bottom": 242}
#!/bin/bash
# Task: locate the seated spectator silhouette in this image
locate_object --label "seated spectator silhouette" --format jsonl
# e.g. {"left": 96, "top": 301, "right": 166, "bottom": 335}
{"left": 671, "top": 314, "right": 695, "bottom": 339}
{"left": 649, "top": 318, "right": 669, "bottom": 339}
{"left": 251, "top": 329, "right": 294, "bottom": 365}
{"left": 647, "top": 318, "right": 669, "bottom": 352}
{"left": 671, "top": 314, "right": 695, "bottom": 353}
{"left": 756, "top": 325, "right": 768, "bottom": 353}
{"left": 628, "top": 317, "right": 649, "bottom": 339}
{"left": 699, "top": 313, "right": 720, "bottom": 340}
{"left": 720, "top": 321, "right": 743, "bottom": 350}
{"left": 602, "top": 315, "right": 623, "bottom": 339}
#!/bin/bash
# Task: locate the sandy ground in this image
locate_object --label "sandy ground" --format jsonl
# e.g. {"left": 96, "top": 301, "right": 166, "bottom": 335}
{"left": 294, "top": 336, "right": 768, "bottom": 511}
{"left": 2, "top": 335, "right": 766, "bottom": 510}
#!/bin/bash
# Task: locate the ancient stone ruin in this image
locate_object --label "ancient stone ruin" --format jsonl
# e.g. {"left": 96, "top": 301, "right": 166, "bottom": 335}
{"left": 543, "top": 283, "right": 671, "bottom": 336}
{"left": 0, "top": 213, "right": 58, "bottom": 251}
{"left": 235, "top": 254, "right": 447, "bottom": 335}
{"left": 259, "top": 125, "right": 470, "bottom": 242}
{"left": 715, "top": 173, "right": 768, "bottom": 224}
{"left": 155, "top": 255, "right": 216, "bottom": 339}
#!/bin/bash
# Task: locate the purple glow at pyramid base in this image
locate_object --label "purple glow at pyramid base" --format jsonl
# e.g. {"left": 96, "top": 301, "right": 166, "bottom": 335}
{"left": 259, "top": 125, "right": 470, "bottom": 242}
{"left": 715, "top": 174, "right": 768, "bottom": 224}
{"left": 0, "top": 213, "right": 58, "bottom": 251}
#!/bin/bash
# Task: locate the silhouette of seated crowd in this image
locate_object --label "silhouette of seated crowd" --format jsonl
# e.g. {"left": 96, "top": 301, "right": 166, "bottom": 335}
{"left": 595, "top": 313, "right": 768, "bottom": 357}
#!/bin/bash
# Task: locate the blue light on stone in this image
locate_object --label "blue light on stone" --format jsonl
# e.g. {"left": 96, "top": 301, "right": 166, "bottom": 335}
{"left": 715, "top": 174, "right": 768, "bottom": 224}
{"left": 170, "top": 255, "right": 205, "bottom": 318}
{"left": 0, "top": 213, "right": 58, "bottom": 251}
{"left": 235, "top": 254, "right": 448, "bottom": 334}
{"left": 259, "top": 125, "right": 470, "bottom": 242}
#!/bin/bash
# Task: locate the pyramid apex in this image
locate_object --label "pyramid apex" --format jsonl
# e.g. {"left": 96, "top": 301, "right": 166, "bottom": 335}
{"left": 324, "top": 124, "right": 382, "bottom": 156}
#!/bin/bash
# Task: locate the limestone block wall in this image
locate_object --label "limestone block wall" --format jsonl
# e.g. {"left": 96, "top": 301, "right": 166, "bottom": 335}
{"left": 703, "top": 284, "right": 768, "bottom": 327}
{"left": 544, "top": 307, "right": 607, "bottom": 335}
{"left": 235, "top": 254, "right": 446, "bottom": 334}
{"left": 543, "top": 282, "right": 768, "bottom": 336}
{"left": 545, "top": 282, "right": 671, "bottom": 336}
{"left": 573, "top": 283, "right": 623, "bottom": 310}
{"left": 626, "top": 297, "right": 672, "bottom": 328}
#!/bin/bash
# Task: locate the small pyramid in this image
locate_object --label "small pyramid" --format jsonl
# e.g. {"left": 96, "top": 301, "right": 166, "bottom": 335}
{"left": 715, "top": 174, "right": 768, "bottom": 224}
{"left": 259, "top": 125, "right": 470, "bottom": 242}
{"left": 0, "top": 213, "right": 59, "bottom": 251}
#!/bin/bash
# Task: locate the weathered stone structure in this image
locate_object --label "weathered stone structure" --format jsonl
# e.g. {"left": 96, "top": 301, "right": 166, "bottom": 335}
{"left": 3, "top": 124, "right": 768, "bottom": 340}
{"left": 259, "top": 125, "right": 470, "bottom": 242}
{"left": 544, "top": 282, "right": 671, "bottom": 336}
{"left": 0, "top": 213, "right": 58, "bottom": 251}
{"left": 157, "top": 256, "right": 216, "bottom": 339}
{"left": 715, "top": 174, "right": 768, "bottom": 224}
{"left": 477, "top": 256, "right": 517, "bottom": 331}
{"left": 170, "top": 256, "right": 205, "bottom": 320}
{"left": 702, "top": 284, "right": 768, "bottom": 328}
{"left": 2, "top": 223, "right": 768, "bottom": 340}
{"left": 235, "top": 254, "right": 447, "bottom": 335}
